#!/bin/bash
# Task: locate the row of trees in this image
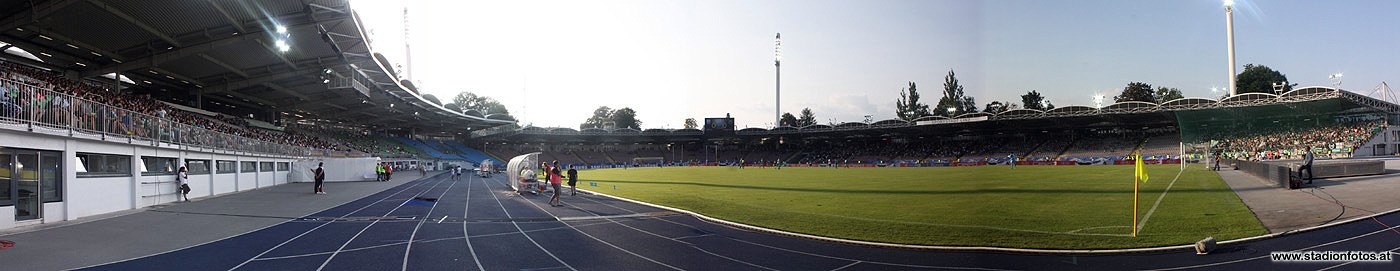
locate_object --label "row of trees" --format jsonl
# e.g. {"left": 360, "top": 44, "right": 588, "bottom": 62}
{"left": 896, "top": 63, "right": 1293, "bottom": 120}
{"left": 895, "top": 70, "right": 1058, "bottom": 120}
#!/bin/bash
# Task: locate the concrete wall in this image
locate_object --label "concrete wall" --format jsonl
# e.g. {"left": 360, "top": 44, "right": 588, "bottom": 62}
{"left": 0, "top": 128, "right": 298, "bottom": 230}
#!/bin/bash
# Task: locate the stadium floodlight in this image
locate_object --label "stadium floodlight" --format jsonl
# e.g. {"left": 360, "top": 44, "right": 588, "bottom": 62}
{"left": 276, "top": 25, "right": 288, "bottom": 34}
{"left": 1093, "top": 94, "right": 1105, "bottom": 108}
{"left": 1224, "top": 0, "right": 1237, "bottom": 96}
{"left": 1330, "top": 73, "right": 1344, "bottom": 89}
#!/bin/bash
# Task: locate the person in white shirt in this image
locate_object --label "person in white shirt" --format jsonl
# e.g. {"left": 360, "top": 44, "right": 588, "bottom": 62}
{"left": 177, "top": 166, "right": 190, "bottom": 202}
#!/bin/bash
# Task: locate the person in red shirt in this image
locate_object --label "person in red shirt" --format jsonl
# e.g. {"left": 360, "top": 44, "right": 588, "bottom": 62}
{"left": 548, "top": 161, "right": 564, "bottom": 206}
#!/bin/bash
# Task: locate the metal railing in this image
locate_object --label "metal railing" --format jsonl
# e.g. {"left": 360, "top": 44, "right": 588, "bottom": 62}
{"left": 1, "top": 78, "right": 318, "bottom": 156}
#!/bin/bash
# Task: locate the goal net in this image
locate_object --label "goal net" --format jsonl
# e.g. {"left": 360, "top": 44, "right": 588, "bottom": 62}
{"left": 633, "top": 157, "right": 665, "bottom": 165}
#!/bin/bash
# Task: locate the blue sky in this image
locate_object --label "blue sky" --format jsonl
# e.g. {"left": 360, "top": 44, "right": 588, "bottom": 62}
{"left": 355, "top": 0, "right": 1399, "bottom": 129}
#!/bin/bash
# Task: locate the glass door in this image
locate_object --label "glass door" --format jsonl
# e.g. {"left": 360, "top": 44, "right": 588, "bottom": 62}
{"left": 15, "top": 152, "right": 40, "bottom": 221}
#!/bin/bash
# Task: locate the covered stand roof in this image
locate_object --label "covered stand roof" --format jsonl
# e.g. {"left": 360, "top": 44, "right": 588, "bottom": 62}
{"left": 0, "top": 0, "right": 512, "bottom": 133}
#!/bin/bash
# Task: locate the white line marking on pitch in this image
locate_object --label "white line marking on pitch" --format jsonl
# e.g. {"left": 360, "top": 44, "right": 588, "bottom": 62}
{"left": 1136, "top": 167, "right": 1186, "bottom": 234}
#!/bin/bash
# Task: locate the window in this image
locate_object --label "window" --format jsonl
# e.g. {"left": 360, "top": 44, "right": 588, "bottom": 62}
{"left": 216, "top": 160, "right": 237, "bottom": 174}
{"left": 140, "top": 157, "right": 177, "bottom": 176}
{"left": 186, "top": 159, "right": 210, "bottom": 175}
{"left": 77, "top": 153, "right": 131, "bottom": 177}
{"left": 260, "top": 162, "right": 274, "bottom": 172}
{"left": 240, "top": 161, "right": 257, "bottom": 173}
{"left": 277, "top": 162, "right": 290, "bottom": 171}
{"left": 41, "top": 153, "right": 62, "bottom": 203}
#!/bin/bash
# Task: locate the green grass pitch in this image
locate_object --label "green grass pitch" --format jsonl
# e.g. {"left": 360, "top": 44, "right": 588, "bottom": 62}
{"left": 576, "top": 165, "right": 1267, "bottom": 249}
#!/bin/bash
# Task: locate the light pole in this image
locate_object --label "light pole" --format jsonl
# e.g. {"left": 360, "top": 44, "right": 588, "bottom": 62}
{"left": 774, "top": 33, "right": 782, "bottom": 128}
{"left": 1329, "top": 73, "right": 1344, "bottom": 89}
{"left": 1225, "top": 0, "right": 1237, "bottom": 96}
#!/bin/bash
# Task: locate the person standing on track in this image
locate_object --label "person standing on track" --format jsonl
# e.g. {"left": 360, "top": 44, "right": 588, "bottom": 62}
{"left": 453, "top": 166, "right": 462, "bottom": 181}
{"left": 312, "top": 162, "right": 326, "bottom": 194}
{"left": 1302, "top": 147, "right": 1315, "bottom": 184}
{"left": 567, "top": 165, "right": 579, "bottom": 196}
{"left": 177, "top": 166, "right": 190, "bottom": 202}
{"left": 549, "top": 161, "right": 564, "bottom": 206}
{"left": 385, "top": 163, "right": 393, "bottom": 181}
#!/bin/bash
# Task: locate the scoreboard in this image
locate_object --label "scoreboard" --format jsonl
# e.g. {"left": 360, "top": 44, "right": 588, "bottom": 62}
{"left": 704, "top": 117, "right": 735, "bottom": 136}
{"left": 704, "top": 117, "right": 734, "bottom": 130}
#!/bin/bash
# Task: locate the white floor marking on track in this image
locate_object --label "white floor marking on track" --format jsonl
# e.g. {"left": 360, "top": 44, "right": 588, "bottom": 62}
{"left": 1136, "top": 168, "right": 1186, "bottom": 234}
{"left": 438, "top": 215, "right": 448, "bottom": 223}
{"left": 314, "top": 177, "right": 451, "bottom": 271}
{"left": 227, "top": 177, "right": 442, "bottom": 271}
{"left": 829, "top": 261, "right": 861, "bottom": 271}
{"left": 487, "top": 176, "right": 684, "bottom": 271}
{"left": 559, "top": 195, "right": 776, "bottom": 271}
{"left": 402, "top": 178, "right": 459, "bottom": 271}
{"left": 1142, "top": 222, "right": 1400, "bottom": 271}
{"left": 480, "top": 174, "right": 578, "bottom": 271}
{"left": 462, "top": 173, "right": 486, "bottom": 271}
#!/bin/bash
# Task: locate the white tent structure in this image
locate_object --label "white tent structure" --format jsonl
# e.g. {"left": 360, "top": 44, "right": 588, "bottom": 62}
{"left": 505, "top": 152, "right": 541, "bottom": 192}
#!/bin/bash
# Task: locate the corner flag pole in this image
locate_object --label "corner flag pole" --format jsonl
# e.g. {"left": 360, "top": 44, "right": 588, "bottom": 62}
{"left": 1132, "top": 151, "right": 1140, "bottom": 237}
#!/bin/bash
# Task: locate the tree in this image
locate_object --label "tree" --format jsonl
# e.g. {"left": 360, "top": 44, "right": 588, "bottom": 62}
{"left": 1154, "top": 87, "right": 1184, "bottom": 103}
{"left": 895, "top": 82, "right": 930, "bottom": 121}
{"left": 935, "top": 70, "right": 975, "bottom": 116}
{"left": 779, "top": 113, "right": 799, "bottom": 127}
{"left": 960, "top": 96, "right": 977, "bottom": 114}
{"left": 449, "top": 91, "right": 511, "bottom": 116}
{"left": 983, "top": 101, "right": 1011, "bottom": 114}
{"left": 1114, "top": 82, "right": 1156, "bottom": 103}
{"left": 798, "top": 108, "right": 817, "bottom": 126}
{"left": 1021, "top": 90, "right": 1050, "bottom": 111}
{"left": 581, "top": 106, "right": 613, "bottom": 129}
{"left": 609, "top": 107, "right": 641, "bottom": 129}
{"left": 683, "top": 118, "right": 698, "bottom": 129}
{"left": 1237, "top": 64, "right": 1293, "bottom": 94}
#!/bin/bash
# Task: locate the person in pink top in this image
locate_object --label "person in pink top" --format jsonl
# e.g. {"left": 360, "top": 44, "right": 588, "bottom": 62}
{"left": 548, "top": 160, "right": 564, "bottom": 207}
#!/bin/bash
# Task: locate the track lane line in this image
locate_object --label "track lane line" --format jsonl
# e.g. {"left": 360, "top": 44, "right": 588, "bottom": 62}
{"left": 402, "top": 175, "right": 460, "bottom": 271}
{"left": 480, "top": 173, "right": 577, "bottom": 271}
{"left": 462, "top": 173, "right": 487, "bottom": 271}
{"left": 313, "top": 176, "right": 452, "bottom": 271}
{"left": 227, "top": 176, "right": 442, "bottom": 271}
{"left": 487, "top": 174, "right": 683, "bottom": 270}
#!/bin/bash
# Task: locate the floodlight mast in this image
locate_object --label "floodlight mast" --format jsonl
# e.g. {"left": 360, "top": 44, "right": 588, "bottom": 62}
{"left": 775, "top": 33, "right": 782, "bottom": 127}
{"left": 1225, "top": 0, "right": 1237, "bottom": 96}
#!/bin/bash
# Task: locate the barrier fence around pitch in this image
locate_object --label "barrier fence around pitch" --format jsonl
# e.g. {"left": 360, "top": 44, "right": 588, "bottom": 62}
{"left": 0, "top": 77, "right": 334, "bottom": 157}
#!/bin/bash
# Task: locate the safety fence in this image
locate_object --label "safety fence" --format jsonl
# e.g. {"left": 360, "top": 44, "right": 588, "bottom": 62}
{"left": 1, "top": 78, "right": 318, "bottom": 156}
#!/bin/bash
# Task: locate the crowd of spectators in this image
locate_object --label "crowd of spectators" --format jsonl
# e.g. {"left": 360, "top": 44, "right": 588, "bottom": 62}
{"left": 3, "top": 61, "right": 342, "bottom": 152}
{"left": 1207, "top": 120, "right": 1384, "bottom": 160}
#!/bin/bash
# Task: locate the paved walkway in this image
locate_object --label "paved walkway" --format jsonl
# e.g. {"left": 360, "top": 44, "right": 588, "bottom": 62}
{"left": 0, "top": 171, "right": 437, "bottom": 271}
{"left": 1217, "top": 161, "right": 1400, "bottom": 233}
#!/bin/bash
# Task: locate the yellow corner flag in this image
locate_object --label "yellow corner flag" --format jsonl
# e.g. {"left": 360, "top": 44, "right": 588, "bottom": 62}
{"left": 1135, "top": 153, "right": 1149, "bottom": 183}
{"left": 1132, "top": 151, "right": 1146, "bottom": 237}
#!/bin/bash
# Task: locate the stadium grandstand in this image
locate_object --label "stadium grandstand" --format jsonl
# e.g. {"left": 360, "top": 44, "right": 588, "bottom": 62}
{"left": 477, "top": 86, "right": 1400, "bottom": 168}
{"left": 0, "top": 0, "right": 511, "bottom": 229}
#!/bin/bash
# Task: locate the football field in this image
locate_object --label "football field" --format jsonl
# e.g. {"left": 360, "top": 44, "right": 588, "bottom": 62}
{"left": 577, "top": 165, "right": 1268, "bottom": 249}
